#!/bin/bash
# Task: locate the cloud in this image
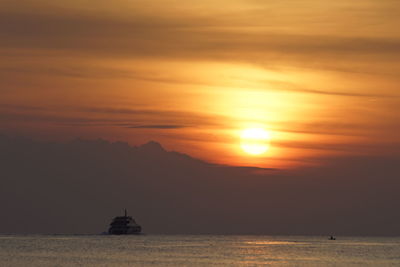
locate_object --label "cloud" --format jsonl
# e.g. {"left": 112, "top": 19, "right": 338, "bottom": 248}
{"left": 125, "top": 125, "right": 187, "bottom": 129}
{"left": 78, "top": 107, "right": 231, "bottom": 128}
{"left": 1, "top": 2, "right": 400, "bottom": 74}
{"left": 273, "top": 139, "right": 385, "bottom": 154}
{"left": 262, "top": 81, "right": 399, "bottom": 98}
{"left": 0, "top": 103, "right": 46, "bottom": 111}
{"left": 2, "top": 63, "right": 397, "bottom": 99}
{"left": 0, "top": 105, "right": 231, "bottom": 129}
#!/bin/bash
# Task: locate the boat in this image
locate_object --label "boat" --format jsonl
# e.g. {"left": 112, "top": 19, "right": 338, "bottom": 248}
{"left": 108, "top": 209, "right": 142, "bottom": 235}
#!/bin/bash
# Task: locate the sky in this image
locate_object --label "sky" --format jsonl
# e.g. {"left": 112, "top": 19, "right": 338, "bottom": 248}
{"left": 1, "top": 0, "right": 400, "bottom": 169}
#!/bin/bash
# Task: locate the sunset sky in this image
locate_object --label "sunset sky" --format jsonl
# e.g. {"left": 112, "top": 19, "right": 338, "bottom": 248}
{"left": 1, "top": 0, "right": 400, "bottom": 168}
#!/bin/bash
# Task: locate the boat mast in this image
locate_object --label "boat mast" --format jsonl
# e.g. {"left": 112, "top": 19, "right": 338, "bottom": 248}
{"left": 124, "top": 208, "right": 127, "bottom": 217}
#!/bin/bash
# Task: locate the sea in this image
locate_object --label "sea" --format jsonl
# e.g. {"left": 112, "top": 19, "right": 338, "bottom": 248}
{"left": 0, "top": 235, "right": 399, "bottom": 266}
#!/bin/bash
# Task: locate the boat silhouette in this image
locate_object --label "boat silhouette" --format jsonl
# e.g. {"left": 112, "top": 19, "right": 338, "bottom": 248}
{"left": 108, "top": 209, "right": 142, "bottom": 235}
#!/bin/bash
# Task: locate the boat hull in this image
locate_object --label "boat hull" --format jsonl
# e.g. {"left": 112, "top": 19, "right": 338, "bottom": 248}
{"left": 108, "top": 226, "right": 142, "bottom": 235}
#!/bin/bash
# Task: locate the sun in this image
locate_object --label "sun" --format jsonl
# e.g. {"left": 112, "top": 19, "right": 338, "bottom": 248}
{"left": 240, "top": 128, "right": 271, "bottom": 155}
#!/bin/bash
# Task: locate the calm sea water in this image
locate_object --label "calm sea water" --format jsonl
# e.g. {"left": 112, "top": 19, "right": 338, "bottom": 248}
{"left": 0, "top": 235, "right": 399, "bottom": 266}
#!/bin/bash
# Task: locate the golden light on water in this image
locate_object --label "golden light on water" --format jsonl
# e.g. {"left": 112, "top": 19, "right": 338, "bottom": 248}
{"left": 240, "top": 128, "right": 271, "bottom": 156}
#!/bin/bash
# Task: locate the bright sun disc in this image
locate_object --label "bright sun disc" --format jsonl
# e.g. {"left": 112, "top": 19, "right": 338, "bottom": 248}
{"left": 240, "top": 128, "right": 271, "bottom": 155}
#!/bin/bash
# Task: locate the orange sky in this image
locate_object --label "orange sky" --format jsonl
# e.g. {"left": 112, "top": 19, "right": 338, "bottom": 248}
{"left": 1, "top": 0, "right": 400, "bottom": 168}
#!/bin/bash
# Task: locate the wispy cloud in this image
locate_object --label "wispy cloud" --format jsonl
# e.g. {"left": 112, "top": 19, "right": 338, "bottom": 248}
{"left": 2, "top": 64, "right": 397, "bottom": 99}
{"left": 1, "top": 2, "right": 400, "bottom": 73}
{"left": 0, "top": 105, "right": 230, "bottom": 129}
{"left": 262, "top": 81, "right": 399, "bottom": 98}
{"left": 125, "top": 125, "right": 187, "bottom": 129}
